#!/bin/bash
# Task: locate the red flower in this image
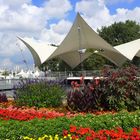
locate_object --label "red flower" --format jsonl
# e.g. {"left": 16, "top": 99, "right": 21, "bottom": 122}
{"left": 0, "top": 108, "right": 65, "bottom": 121}
{"left": 63, "top": 130, "right": 68, "bottom": 136}
{"left": 76, "top": 127, "right": 89, "bottom": 135}
{"left": 86, "top": 136, "right": 93, "bottom": 140}
{"left": 95, "top": 79, "right": 100, "bottom": 85}
{"left": 80, "top": 75, "right": 84, "bottom": 84}
{"left": 62, "top": 126, "right": 140, "bottom": 140}
{"left": 71, "top": 81, "right": 75, "bottom": 86}
{"left": 71, "top": 135, "right": 79, "bottom": 140}
{"left": 89, "top": 85, "right": 94, "bottom": 91}
{"left": 70, "top": 125, "right": 77, "bottom": 133}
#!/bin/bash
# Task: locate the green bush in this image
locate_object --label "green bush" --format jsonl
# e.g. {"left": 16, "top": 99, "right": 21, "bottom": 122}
{"left": 14, "top": 80, "right": 66, "bottom": 108}
{"left": 0, "top": 111, "right": 139, "bottom": 139}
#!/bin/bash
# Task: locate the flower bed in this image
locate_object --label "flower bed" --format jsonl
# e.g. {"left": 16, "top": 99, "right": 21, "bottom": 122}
{"left": 0, "top": 107, "right": 65, "bottom": 121}
{"left": 0, "top": 110, "right": 139, "bottom": 139}
{"left": 0, "top": 106, "right": 117, "bottom": 121}
{"left": 22, "top": 126, "right": 140, "bottom": 140}
{"left": 0, "top": 66, "right": 139, "bottom": 139}
{"left": 0, "top": 106, "right": 89, "bottom": 121}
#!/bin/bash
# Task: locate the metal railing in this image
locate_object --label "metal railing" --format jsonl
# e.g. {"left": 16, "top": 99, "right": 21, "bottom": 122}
{"left": 45, "top": 70, "right": 101, "bottom": 79}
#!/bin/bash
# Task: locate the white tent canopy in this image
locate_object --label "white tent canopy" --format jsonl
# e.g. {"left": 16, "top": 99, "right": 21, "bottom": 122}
{"left": 18, "top": 37, "right": 57, "bottom": 66}
{"left": 16, "top": 69, "right": 28, "bottom": 78}
{"left": 49, "top": 13, "right": 127, "bottom": 67}
{"left": 18, "top": 13, "right": 129, "bottom": 68}
{"left": 114, "top": 39, "right": 140, "bottom": 60}
{"left": 59, "top": 50, "right": 92, "bottom": 68}
{"left": 18, "top": 37, "right": 92, "bottom": 68}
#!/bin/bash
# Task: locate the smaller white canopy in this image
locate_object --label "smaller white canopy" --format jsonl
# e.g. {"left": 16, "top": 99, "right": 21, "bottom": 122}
{"left": 18, "top": 37, "right": 57, "bottom": 66}
{"left": 114, "top": 39, "right": 140, "bottom": 60}
{"left": 34, "top": 70, "right": 40, "bottom": 77}
{"left": 26, "top": 70, "right": 34, "bottom": 78}
{"left": 34, "top": 70, "right": 45, "bottom": 77}
{"left": 16, "top": 69, "right": 28, "bottom": 78}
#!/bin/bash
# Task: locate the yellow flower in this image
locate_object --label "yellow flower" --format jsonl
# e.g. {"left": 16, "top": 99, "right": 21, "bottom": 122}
{"left": 23, "top": 136, "right": 35, "bottom": 140}
{"left": 49, "top": 135, "right": 53, "bottom": 140}
{"left": 63, "top": 134, "right": 72, "bottom": 140}
{"left": 54, "top": 134, "right": 59, "bottom": 140}
{"left": 38, "top": 134, "right": 49, "bottom": 140}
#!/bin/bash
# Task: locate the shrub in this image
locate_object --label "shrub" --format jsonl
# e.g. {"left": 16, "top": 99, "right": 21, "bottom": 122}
{"left": 67, "top": 78, "right": 104, "bottom": 112}
{"left": 0, "top": 93, "right": 8, "bottom": 103}
{"left": 101, "top": 65, "right": 140, "bottom": 111}
{"left": 67, "top": 66, "right": 140, "bottom": 112}
{"left": 14, "top": 79, "right": 66, "bottom": 108}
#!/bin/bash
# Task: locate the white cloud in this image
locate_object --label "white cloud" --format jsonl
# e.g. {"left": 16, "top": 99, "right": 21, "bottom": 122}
{"left": 40, "top": 28, "right": 66, "bottom": 45}
{"left": 75, "top": 0, "right": 103, "bottom": 17}
{"left": 75, "top": 0, "right": 113, "bottom": 30}
{"left": 113, "top": 7, "right": 140, "bottom": 23}
{"left": 0, "top": 58, "right": 14, "bottom": 69}
{"left": 44, "top": 0, "right": 72, "bottom": 19}
{"left": 75, "top": 0, "right": 140, "bottom": 30}
{"left": 0, "top": 34, "right": 19, "bottom": 57}
{"left": 0, "top": 3, "right": 45, "bottom": 32}
{"left": 0, "top": 0, "right": 32, "bottom": 8}
{"left": 50, "top": 20, "right": 72, "bottom": 35}
{"left": 40, "top": 19, "right": 72, "bottom": 44}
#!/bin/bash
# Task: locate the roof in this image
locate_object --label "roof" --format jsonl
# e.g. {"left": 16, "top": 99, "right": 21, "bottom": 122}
{"left": 114, "top": 39, "right": 140, "bottom": 60}
{"left": 49, "top": 13, "right": 127, "bottom": 66}
{"left": 18, "top": 13, "right": 129, "bottom": 68}
{"left": 18, "top": 37, "right": 57, "bottom": 66}
{"left": 18, "top": 37, "right": 91, "bottom": 68}
{"left": 58, "top": 50, "right": 92, "bottom": 68}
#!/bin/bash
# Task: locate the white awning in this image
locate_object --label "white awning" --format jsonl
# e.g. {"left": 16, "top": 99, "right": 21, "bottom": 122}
{"left": 58, "top": 50, "right": 92, "bottom": 68}
{"left": 18, "top": 13, "right": 128, "bottom": 68}
{"left": 114, "top": 39, "right": 140, "bottom": 60}
{"left": 48, "top": 13, "right": 127, "bottom": 66}
{"left": 18, "top": 37, "right": 57, "bottom": 66}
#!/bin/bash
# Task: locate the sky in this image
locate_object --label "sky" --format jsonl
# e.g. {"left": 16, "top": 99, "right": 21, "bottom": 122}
{"left": 0, "top": 0, "right": 140, "bottom": 70}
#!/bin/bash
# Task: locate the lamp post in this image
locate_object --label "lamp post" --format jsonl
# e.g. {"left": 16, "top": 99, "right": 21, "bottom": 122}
{"left": 77, "top": 26, "right": 84, "bottom": 72}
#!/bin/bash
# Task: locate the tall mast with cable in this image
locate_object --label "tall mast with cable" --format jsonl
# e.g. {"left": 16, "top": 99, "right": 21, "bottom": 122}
{"left": 78, "top": 26, "right": 84, "bottom": 72}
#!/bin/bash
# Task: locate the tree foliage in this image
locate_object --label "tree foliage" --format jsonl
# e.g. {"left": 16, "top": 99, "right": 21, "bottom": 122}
{"left": 40, "top": 58, "right": 72, "bottom": 71}
{"left": 98, "top": 20, "right": 140, "bottom": 46}
{"left": 97, "top": 20, "right": 140, "bottom": 67}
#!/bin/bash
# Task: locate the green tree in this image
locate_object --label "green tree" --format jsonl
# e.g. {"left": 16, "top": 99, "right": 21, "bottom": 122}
{"left": 98, "top": 20, "right": 140, "bottom": 46}
{"left": 73, "top": 53, "right": 113, "bottom": 71}
{"left": 40, "top": 58, "right": 71, "bottom": 71}
{"left": 97, "top": 20, "right": 140, "bottom": 66}
{"left": 2, "top": 70, "right": 9, "bottom": 76}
